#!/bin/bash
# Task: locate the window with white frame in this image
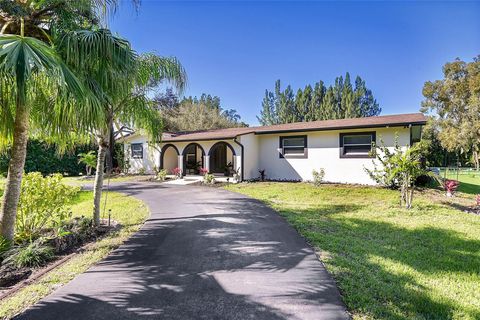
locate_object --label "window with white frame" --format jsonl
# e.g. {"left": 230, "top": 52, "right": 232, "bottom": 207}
{"left": 131, "top": 143, "right": 143, "bottom": 159}
{"left": 279, "top": 135, "right": 307, "bottom": 158}
{"left": 339, "top": 132, "right": 375, "bottom": 158}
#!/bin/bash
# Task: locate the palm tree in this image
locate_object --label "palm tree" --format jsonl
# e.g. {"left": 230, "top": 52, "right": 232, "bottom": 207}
{"left": 0, "top": 32, "right": 88, "bottom": 241}
{"left": 86, "top": 51, "right": 187, "bottom": 225}
{"left": 0, "top": 1, "right": 132, "bottom": 241}
{"left": 78, "top": 151, "right": 97, "bottom": 176}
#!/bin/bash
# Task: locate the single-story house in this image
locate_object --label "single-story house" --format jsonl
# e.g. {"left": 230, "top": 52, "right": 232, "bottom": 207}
{"left": 119, "top": 112, "right": 426, "bottom": 185}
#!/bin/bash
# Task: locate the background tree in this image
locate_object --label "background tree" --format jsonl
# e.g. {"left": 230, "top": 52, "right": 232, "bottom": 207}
{"left": 156, "top": 93, "right": 247, "bottom": 131}
{"left": 421, "top": 56, "right": 480, "bottom": 169}
{"left": 257, "top": 73, "right": 381, "bottom": 125}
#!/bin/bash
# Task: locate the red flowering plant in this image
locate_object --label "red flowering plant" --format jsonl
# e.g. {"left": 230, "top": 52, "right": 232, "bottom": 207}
{"left": 199, "top": 168, "right": 209, "bottom": 175}
{"left": 171, "top": 167, "right": 182, "bottom": 179}
{"left": 443, "top": 179, "right": 460, "bottom": 197}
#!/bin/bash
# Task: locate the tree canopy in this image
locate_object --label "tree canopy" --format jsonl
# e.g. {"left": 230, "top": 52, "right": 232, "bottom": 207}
{"left": 421, "top": 56, "right": 480, "bottom": 169}
{"left": 257, "top": 73, "right": 381, "bottom": 125}
{"left": 155, "top": 91, "right": 247, "bottom": 131}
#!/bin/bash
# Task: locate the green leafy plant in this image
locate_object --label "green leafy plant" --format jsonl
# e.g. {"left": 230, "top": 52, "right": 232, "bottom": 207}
{"left": 366, "top": 139, "right": 427, "bottom": 209}
{"left": 156, "top": 169, "right": 167, "bottom": 181}
{"left": 231, "top": 168, "right": 240, "bottom": 182}
{"left": 0, "top": 236, "right": 11, "bottom": 262}
{"left": 365, "top": 135, "right": 402, "bottom": 189}
{"left": 312, "top": 168, "right": 325, "bottom": 186}
{"left": 78, "top": 151, "right": 97, "bottom": 176}
{"left": 3, "top": 240, "right": 54, "bottom": 268}
{"left": 15, "top": 173, "right": 79, "bottom": 242}
{"left": 138, "top": 167, "right": 146, "bottom": 175}
{"left": 172, "top": 167, "right": 182, "bottom": 179}
{"left": 203, "top": 173, "right": 215, "bottom": 184}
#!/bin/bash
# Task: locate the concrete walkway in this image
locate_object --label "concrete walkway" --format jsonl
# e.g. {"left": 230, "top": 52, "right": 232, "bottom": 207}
{"left": 16, "top": 183, "right": 349, "bottom": 320}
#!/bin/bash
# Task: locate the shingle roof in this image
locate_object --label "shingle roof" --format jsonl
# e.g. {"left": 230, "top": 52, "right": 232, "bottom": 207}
{"left": 161, "top": 113, "right": 427, "bottom": 142}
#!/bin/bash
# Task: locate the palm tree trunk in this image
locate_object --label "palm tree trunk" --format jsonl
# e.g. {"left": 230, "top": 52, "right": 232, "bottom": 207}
{"left": 105, "top": 121, "right": 115, "bottom": 175}
{"left": 92, "top": 135, "right": 108, "bottom": 226}
{"left": 0, "top": 100, "right": 29, "bottom": 241}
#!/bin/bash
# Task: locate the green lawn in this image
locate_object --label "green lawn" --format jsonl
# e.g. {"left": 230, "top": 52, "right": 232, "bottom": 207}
{"left": 439, "top": 170, "right": 480, "bottom": 194}
{"left": 62, "top": 174, "right": 149, "bottom": 187}
{"left": 0, "top": 191, "right": 149, "bottom": 319}
{"left": 225, "top": 183, "right": 480, "bottom": 320}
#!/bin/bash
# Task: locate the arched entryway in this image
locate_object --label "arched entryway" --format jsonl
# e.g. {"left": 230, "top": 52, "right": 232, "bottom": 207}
{"left": 209, "top": 142, "right": 236, "bottom": 176}
{"left": 182, "top": 143, "right": 205, "bottom": 175}
{"left": 160, "top": 144, "right": 179, "bottom": 175}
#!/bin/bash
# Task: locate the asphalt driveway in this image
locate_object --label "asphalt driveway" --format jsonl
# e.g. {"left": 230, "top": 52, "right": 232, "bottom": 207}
{"left": 16, "top": 183, "right": 349, "bottom": 320}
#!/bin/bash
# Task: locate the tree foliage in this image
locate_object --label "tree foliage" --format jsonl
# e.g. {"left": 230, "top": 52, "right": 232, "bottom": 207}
{"left": 0, "top": 140, "right": 95, "bottom": 177}
{"left": 156, "top": 91, "right": 247, "bottom": 131}
{"left": 421, "top": 56, "right": 480, "bottom": 169}
{"left": 257, "top": 73, "right": 381, "bottom": 125}
{"left": 365, "top": 136, "right": 426, "bottom": 209}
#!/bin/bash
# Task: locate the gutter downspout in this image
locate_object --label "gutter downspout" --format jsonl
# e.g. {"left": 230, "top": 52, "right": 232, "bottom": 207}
{"left": 233, "top": 136, "right": 244, "bottom": 182}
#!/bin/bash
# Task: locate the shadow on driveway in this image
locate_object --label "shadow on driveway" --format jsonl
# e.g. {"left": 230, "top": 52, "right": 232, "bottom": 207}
{"left": 16, "top": 183, "right": 348, "bottom": 320}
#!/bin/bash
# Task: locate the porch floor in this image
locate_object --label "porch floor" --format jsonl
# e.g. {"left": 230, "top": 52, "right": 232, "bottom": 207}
{"left": 163, "top": 175, "right": 237, "bottom": 185}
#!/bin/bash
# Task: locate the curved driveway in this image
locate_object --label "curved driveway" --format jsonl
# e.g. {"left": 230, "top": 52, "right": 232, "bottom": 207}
{"left": 16, "top": 183, "right": 348, "bottom": 320}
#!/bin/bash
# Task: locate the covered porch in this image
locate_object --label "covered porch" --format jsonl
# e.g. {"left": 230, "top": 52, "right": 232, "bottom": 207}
{"left": 159, "top": 139, "right": 242, "bottom": 180}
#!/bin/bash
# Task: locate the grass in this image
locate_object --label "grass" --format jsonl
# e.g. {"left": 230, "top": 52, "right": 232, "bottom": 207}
{"left": 62, "top": 174, "right": 148, "bottom": 187}
{"left": 0, "top": 191, "right": 149, "bottom": 320}
{"left": 225, "top": 182, "right": 480, "bottom": 320}
{"left": 439, "top": 170, "right": 480, "bottom": 194}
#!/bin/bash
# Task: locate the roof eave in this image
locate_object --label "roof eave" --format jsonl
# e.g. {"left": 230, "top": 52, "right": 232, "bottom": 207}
{"left": 254, "top": 121, "right": 427, "bottom": 135}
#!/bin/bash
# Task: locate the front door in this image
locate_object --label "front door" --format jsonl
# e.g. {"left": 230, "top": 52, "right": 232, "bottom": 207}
{"left": 210, "top": 144, "right": 227, "bottom": 174}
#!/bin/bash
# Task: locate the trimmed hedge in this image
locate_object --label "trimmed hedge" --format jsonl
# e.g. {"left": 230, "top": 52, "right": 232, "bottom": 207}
{"left": 0, "top": 140, "right": 96, "bottom": 177}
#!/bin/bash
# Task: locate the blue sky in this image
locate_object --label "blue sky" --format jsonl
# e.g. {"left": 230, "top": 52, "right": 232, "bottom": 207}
{"left": 110, "top": 1, "right": 480, "bottom": 125}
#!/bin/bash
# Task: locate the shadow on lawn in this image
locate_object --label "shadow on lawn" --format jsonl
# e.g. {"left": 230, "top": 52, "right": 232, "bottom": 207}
{"left": 15, "top": 185, "right": 347, "bottom": 320}
{"left": 279, "top": 206, "right": 480, "bottom": 319}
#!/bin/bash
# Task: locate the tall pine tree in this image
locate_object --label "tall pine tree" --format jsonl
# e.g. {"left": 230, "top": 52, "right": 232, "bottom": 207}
{"left": 257, "top": 73, "right": 381, "bottom": 124}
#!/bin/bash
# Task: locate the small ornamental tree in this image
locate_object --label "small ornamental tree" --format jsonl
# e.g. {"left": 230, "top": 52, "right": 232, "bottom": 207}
{"left": 78, "top": 151, "right": 97, "bottom": 176}
{"left": 365, "top": 135, "right": 403, "bottom": 189}
{"left": 365, "top": 137, "right": 427, "bottom": 209}
{"left": 389, "top": 146, "right": 426, "bottom": 209}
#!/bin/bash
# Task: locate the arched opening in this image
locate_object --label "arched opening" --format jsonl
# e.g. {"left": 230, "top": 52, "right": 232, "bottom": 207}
{"left": 160, "top": 144, "right": 179, "bottom": 175}
{"left": 182, "top": 143, "right": 205, "bottom": 175}
{"left": 209, "top": 142, "right": 236, "bottom": 176}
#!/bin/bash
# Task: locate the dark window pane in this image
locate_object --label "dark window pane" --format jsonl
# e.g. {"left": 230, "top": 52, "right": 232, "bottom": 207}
{"left": 411, "top": 125, "right": 422, "bottom": 144}
{"left": 283, "top": 137, "right": 305, "bottom": 147}
{"left": 343, "top": 135, "right": 372, "bottom": 145}
{"left": 284, "top": 147, "right": 305, "bottom": 154}
{"left": 344, "top": 145, "right": 371, "bottom": 155}
{"left": 131, "top": 144, "right": 143, "bottom": 159}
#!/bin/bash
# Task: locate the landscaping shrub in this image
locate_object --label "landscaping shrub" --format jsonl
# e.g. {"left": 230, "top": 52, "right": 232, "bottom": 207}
{"left": 16, "top": 173, "right": 80, "bottom": 242}
{"left": 259, "top": 169, "right": 266, "bottom": 181}
{"left": 199, "top": 168, "right": 209, "bottom": 175}
{"left": 312, "top": 168, "right": 325, "bottom": 186}
{"left": 3, "top": 240, "right": 54, "bottom": 268}
{"left": 0, "top": 139, "right": 95, "bottom": 177}
{"left": 444, "top": 179, "right": 460, "bottom": 197}
{"left": 156, "top": 169, "right": 168, "bottom": 181}
{"left": 0, "top": 236, "right": 10, "bottom": 262}
{"left": 172, "top": 167, "right": 182, "bottom": 179}
{"left": 138, "top": 167, "right": 146, "bottom": 175}
{"left": 203, "top": 173, "right": 215, "bottom": 184}
{"left": 365, "top": 136, "right": 427, "bottom": 208}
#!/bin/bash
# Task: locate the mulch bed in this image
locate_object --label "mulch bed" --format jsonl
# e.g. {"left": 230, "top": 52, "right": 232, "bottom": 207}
{"left": 0, "top": 219, "right": 120, "bottom": 299}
